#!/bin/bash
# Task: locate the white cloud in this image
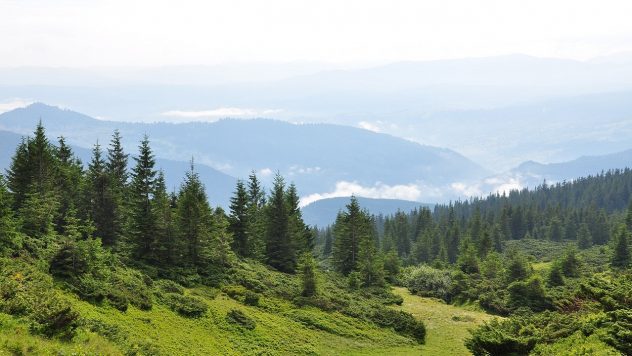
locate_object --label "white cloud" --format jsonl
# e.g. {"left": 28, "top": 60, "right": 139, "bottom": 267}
{"left": 358, "top": 121, "right": 381, "bottom": 133}
{"left": 258, "top": 168, "right": 273, "bottom": 177}
{"left": 161, "top": 108, "right": 283, "bottom": 122}
{"left": 300, "top": 181, "right": 422, "bottom": 207}
{"left": 0, "top": 99, "right": 33, "bottom": 114}
{"left": 288, "top": 165, "right": 322, "bottom": 175}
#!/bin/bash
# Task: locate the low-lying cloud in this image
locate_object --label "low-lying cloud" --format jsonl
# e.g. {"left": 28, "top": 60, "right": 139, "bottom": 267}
{"left": 161, "top": 107, "right": 283, "bottom": 122}
{"left": 300, "top": 181, "right": 422, "bottom": 207}
{"left": 0, "top": 98, "right": 33, "bottom": 114}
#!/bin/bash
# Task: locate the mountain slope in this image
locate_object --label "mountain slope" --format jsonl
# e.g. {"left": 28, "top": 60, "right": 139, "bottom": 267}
{"left": 302, "top": 197, "right": 432, "bottom": 227}
{"left": 0, "top": 103, "right": 489, "bottom": 203}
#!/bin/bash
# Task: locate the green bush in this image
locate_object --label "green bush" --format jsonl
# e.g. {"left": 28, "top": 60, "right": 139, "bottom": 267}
{"left": 0, "top": 258, "right": 79, "bottom": 339}
{"left": 110, "top": 268, "right": 153, "bottom": 310}
{"left": 226, "top": 309, "right": 256, "bottom": 330}
{"left": 400, "top": 265, "right": 451, "bottom": 301}
{"left": 243, "top": 291, "right": 260, "bottom": 306}
{"left": 163, "top": 293, "right": 208, "bottom": 318}
{"left": 222, "top": 285, "right": 247, "bottom": 300}
{"left": 370, "top": 308, "right": 426, "bottom": 344}
{"left": 154, "top": 279, "right": 185, "bottom": 295}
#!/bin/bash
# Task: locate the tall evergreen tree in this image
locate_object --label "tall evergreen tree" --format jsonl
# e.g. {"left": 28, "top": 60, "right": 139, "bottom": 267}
{"left": 153, "top": 171, "right": 177, "bottom": 265}
{"left": 611, "top": 224, "right": 631, "bottom": 269}
{"left": 106, "top": 130, "right": 129, "bottom": 246}
{"left": 0, "top": 175, "right": 23, "bottom": 255}
{"left": 128, "top": 135, "right": 158, "bottom": 261}
{"left": 332, "top": 196, "right": 374, "bottom": 275}
{"left": 246, "top": 172, "right": 266, "bottom": 260}
{"left": 265, "top": 173, "right": 295, "bottom": 272}
{"left": 175, "top": 162, "right": 214, "bottom": 269}
{"left": 86, "top": 142, "right": 117, "bottom": 246}
{"left": 229, "top": 180, "right": 249, "bottom": 257}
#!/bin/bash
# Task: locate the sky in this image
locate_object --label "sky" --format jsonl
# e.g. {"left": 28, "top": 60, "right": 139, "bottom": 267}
{"left": 2, "top": 0, "right": 632, "bottom": 67}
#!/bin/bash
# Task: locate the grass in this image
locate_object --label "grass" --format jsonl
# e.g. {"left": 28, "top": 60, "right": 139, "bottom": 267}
{"left": 64, "top": 285, "right": 423, "bottom": 355}
{"left": 392, "top": 287, "right": 496, "bottom": 356}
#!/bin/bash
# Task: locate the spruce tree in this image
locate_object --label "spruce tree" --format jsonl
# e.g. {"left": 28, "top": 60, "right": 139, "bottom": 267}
{"left": 0, "top": 175, "right": 22, "bottom": 255}
{"left": 153, "top": 171, "right": 176, "bottom": 265}
{"left": 265, "top": 173, "right": 294, "bottom": 272}
{"left": 175, "top": 162, "right": 214, "bottom": 269}
{"left": 577, "top": 223, "right": 592, "bottom": 249}
{"left": 128, "top": 136, "right": 157, "bottom": 261}
{"left": 332, "top": 196, "right": 374, "bottom": 275}
{"left": 298, "top": 251, "right": 318, "bottom": 297}
{"left": 54, "top": 137, "right": 83, "bottom": 233}
{"left": 286, "top": 183, "right": 311, "bottom": 253}
{"left": 106, "top": 130, "right": 129, "bottom": 246}
{"left": 229, "top": 180, "right": 249, "bottom": 257}
{"left": 246, "top": 172, "right": 266, "bottom": 260}
{"left": 86, "top": 142, "right": 117, "bottom": 246}
{"left": 611, "top": 224, "right": 631, "bottom": 269}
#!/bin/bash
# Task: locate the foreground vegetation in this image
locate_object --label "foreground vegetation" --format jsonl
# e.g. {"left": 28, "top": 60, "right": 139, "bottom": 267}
{"left": 3, "top": 122, "right": 632, "bottom": 354}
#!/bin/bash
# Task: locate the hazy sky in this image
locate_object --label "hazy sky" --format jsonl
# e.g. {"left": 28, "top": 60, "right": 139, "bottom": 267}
{"left": 2, "top": 0, "right": 632, "bottom": 67}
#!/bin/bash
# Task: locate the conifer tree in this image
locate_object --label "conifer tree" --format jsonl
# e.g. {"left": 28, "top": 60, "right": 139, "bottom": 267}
{"left": 611, "top": 224, "right": 631, "bottom": 269}
{"left": 547, "top": 261, "right": 565, "bottom": 286}
{"left": 54, "top": 137, "right": 83, "bottom": 232}
{"left": 286, "top": 183, "right": 311, "bottom": 253}
{"left": 357, "top": 232, "right": 384, "bottom": 287}
{"left": 332, "top": 196, "right": 374, "bottom": 275}
{"left": 577, "top": 223, "right": 592, "bottom": 249}
{"left": 106, "top": 130, "right": 129, "bottom": 246}
{"left": 86, "top": 142, "right": 117, "bottom": 246}
{"left": 128, "top": 136, "right": 157, "bottom": 261}
{"left": 298, "top": 251, "right": 318, "bottom": 297}
{"left": 246, "top": 172, "right": 266, "bottom": 260}
{"left": 229, "top": 180, "right": 249, "bottom": 257}
{"left": 0, "top": 175, "right": 22, "bottom": 255}
{"left": 153, "top": 171, "right": 176, "bottom": 265}
{"left": 265, "top": 173, "right": 294, "bottom": 272}
{"left": 210, "top": 207, "right": 234, "bottom": 268}
{"left": 176, "top": 162, "right": 210, "bottom": 267}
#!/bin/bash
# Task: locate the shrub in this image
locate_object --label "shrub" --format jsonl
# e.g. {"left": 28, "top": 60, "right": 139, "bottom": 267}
{"left": 400, "top": 265, "right": 451, "bottom": 301}
{"left": 507, "top": 276, "right": 551, "bottom": 312}
{"left": 226, "top": 309, "right": 256, "bottom": 330}
{"left": 243, "top": 291, "right": 260, "bottom": 306}
{"left": 0, "top": 258, "right": 79, "bottom": 339}
{"left": 110, "top": 268, "right": 153, "bottom": 310}
{"left": 164, "top": 293, "right": 207, "bottom": 318}
{"left": 107, "top": 290, "right": 129, "bottom": 312}
{"left": 222, "top": 285, "right": 247, "bottom": 300}
{"left": 154, "top": 279, "right": 185, "bottom": 295}
{"left": 370, "top": 308, "right": 426, "bottom": 343}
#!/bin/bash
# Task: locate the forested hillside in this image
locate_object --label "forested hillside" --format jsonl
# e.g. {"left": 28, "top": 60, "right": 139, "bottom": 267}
{"left": 0, "top": 124, "right": 426, "bottom": 354}
{"left": 310, "top": 168, "right": 632, "bottom": 354}
{"left": 3, "top": 122, "right": 632, "bottom": 355}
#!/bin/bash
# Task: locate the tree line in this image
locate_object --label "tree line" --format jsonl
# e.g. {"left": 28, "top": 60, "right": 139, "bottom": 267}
{"left": 0, "top": 123, "right": 314, "bottom": 279}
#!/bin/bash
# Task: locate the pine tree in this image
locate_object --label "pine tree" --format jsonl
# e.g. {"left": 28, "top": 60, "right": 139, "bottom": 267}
{"left": 611, "top": 224, "right": 631, "bottom": 269}
{"left": 560, "top": 248, "right": 581, "bottom": 278}
{"left": 128, "top": 136, "right": 158, "bottom": 261}
{"left": 106, "top": 130, "right": 129, "bottom": 246}
{"left": 54, "top": 137, "right": 83, "bottom": 233}
{"left": 229, "top": 180, "right": 249, "bottom": 257}
{"left": 322, "top": 228, "right": 333, "bottom": 257}
{"left": 210, "top": 207, "right": 234, "bottom": 268}
{"left": 547, "top": 217, "right": 564, "bottom": 242}
{"left": 298, "top": 252, "right": 318, "bottom": 297}
{"left": 153, "top": 171, "right": 177, "bottom": 265}
{"left": 0, "top": 175, "right": 23, "bottom": 255}
{"left": 357, "top": 232, "right": 384, "bottom": 287}
{"left": 6, "top": 138, "right": 30, "bottom": 209}
{"left": 457, "top": 239, "right": 480, "bottom": 274}
{"left": 86, "top": 142, "right": 117, "bottom": 246}
{"left": 332, "top": 196, "right": 374, "bottom": 275}
{"left": 265, "top": 173, "right": 295, "bottom": 272}
{"left": 246, "top": 172, "right": 266, "bottom": 260}
{"left": 577, "top": 223, "right": 592, "bottom": 249}
{"left": 286, "top": 183, "right": 311, "bottom": 253}
{"left": 547, "top": 261, "right": 565, "bottom": 286}
{"left": 175, "top": 162, "right": 213, "bottom": 269}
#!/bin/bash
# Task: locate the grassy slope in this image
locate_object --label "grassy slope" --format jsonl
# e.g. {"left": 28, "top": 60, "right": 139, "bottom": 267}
{"left": 392, "top": 287, "right": 496, "bottom": 356}
{"left": 65, "top": 286, "right": 423, "bottom": 355}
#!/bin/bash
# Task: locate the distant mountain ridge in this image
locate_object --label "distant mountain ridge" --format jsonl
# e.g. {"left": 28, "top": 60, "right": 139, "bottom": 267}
{"left": 0, "top": 103, "right": 489, "bottom": 205}
{"left": 302, "top": 197, "right": 432, "bottom": 227}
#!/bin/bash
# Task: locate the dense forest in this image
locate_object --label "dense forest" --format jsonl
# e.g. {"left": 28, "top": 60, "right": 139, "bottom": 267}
{"left": 2, "top": 123, "right": 632, "bottom": 354}
{"left": 313, "top": 167, "right": 632, "bottom": 354}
